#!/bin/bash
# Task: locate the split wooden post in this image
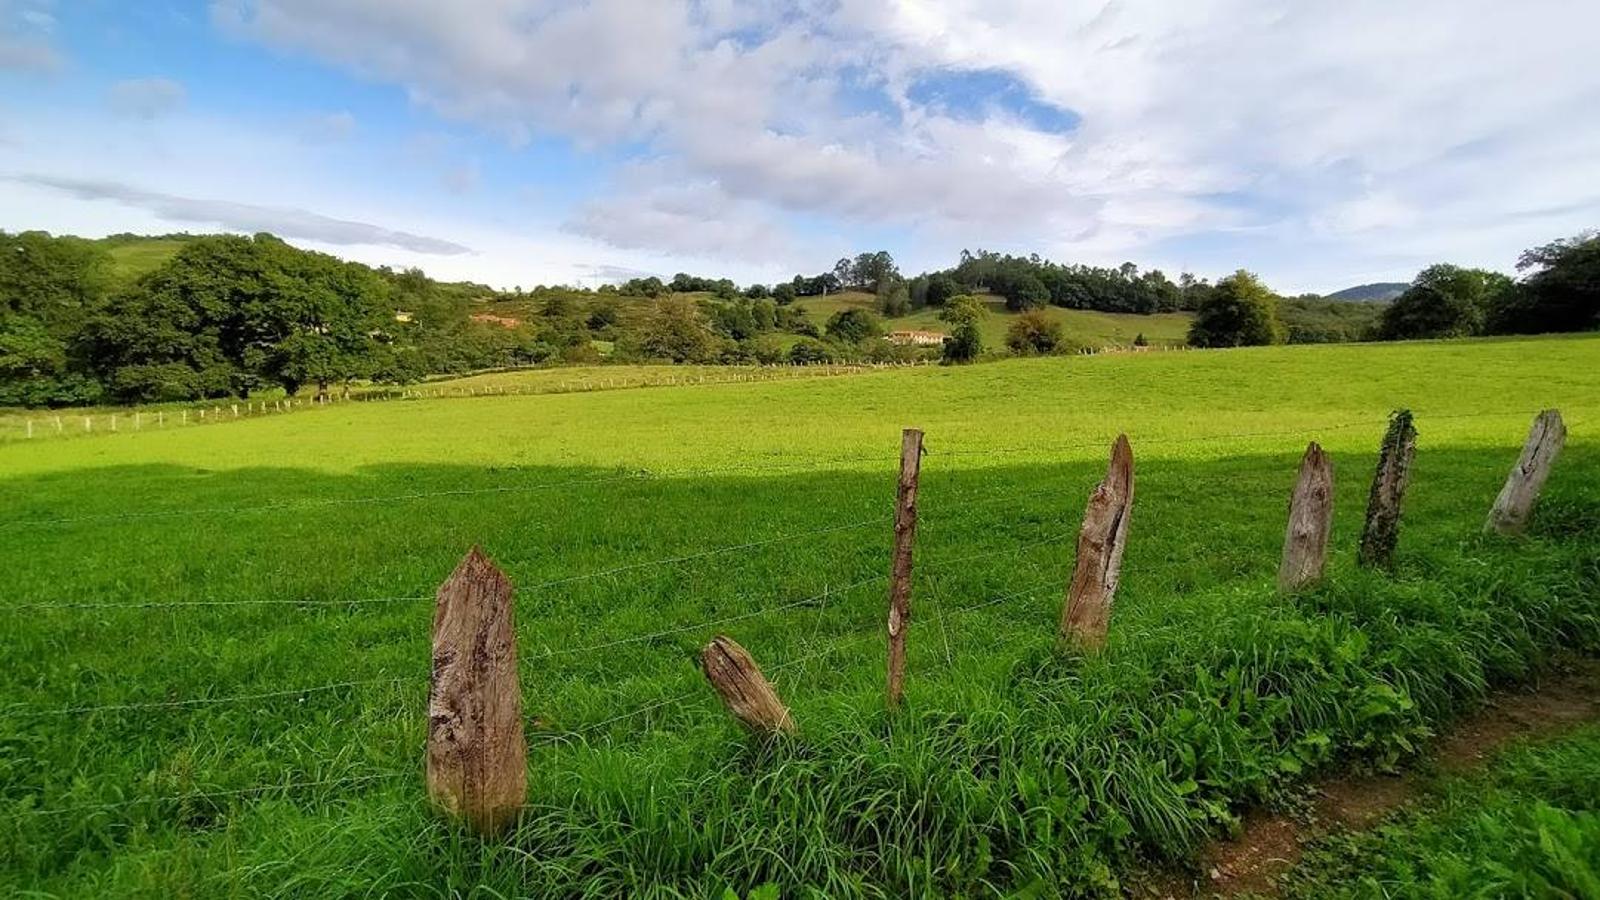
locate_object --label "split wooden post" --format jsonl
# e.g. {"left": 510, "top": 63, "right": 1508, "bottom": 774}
{"left": 886, "top": 428, "right": 924, "bottom": 710}
{"left": 700, "top": 635, "right": 795, "bottom": 736}
{"left": 1485, "top": 409, "right": 1566, "bottom": 536}
{"left": 1278, "top": 442, "right": 1335, "bottom": 592}
{"left": 427, "top": 547, "right": 526, "bottom": 834}
{"left": 1060, "top": 434, "right": 1135, "bottom": 651}
{"left": 1358, "top": 410, "right": 1417, "bottom": 568}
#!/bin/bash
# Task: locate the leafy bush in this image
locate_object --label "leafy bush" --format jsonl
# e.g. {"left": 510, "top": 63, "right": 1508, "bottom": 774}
{"left": 1188, "top": 270, "right": 1285, "bottom": 347}
{"left": 1005, "top": 310, "right": 1065, "bottom": 355}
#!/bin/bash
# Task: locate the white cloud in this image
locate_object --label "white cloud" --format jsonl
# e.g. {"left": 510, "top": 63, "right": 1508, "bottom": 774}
{"left": 209, "top": 0, "right": 1600, "bottom": 285}
{"left": 107, "top": 77, "right": 187, "bottom": 119}
{"left": 11, "top": 173, "right": 472, "bottom": 254}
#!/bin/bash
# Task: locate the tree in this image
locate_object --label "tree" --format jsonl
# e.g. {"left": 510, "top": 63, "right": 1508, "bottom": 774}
{"left": 772, "top": 282, "right": 797, "bottom": 305}
{"left": 1005, "top": 310, "right": 1063, "bottom": 355}
{"left": 925, "top": 274, "right": 958, "bottom": 307}
{"left": 630, "top": 296, "right": 718, "bottom": 362}
{"left": 825, "top": 308, "right": 881, "bottom": 343}
{"left": 1187, "top": 270, "right": 1284, "bottom": 348}
{"left": 940, "top": 294, "right": 988, "bottom": 326}
{"left": 942, "top": 321, "right": 981, "bottom": 363}
{"left": 1377, "top": 264, "right": 1507, "bottom": 340}
{"left": 1486, "top": 232, "right": 1600, "bottom": 334}
{"left": 1004, "top": 273, "right": 1050, "bottom": 311}
{"left": 877, "top": 281, "right": 910, "bottom": 317}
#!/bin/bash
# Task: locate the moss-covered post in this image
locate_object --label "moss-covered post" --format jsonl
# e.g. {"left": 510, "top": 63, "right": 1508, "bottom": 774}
{"left": 1359, "top": 410, "right": 1416, "bottom": 568}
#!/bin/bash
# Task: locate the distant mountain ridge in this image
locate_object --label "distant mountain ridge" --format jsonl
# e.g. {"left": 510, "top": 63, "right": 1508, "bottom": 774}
{"left": 1324, "top": 282, "right": 1406, "bottom": 302}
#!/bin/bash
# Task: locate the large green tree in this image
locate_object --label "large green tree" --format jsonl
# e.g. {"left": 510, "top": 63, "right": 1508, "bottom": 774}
{"left": 1377, "top": 264, "right": 1508, "bottom": 340}
{"left": 1487, "top": 232, "right": 1600, "bottom": 334}
{"left": 86, "top": 234, "right": 390, "bottom": 402}
{"left": 0, "top": 231, "right": 113, "bottom": 405}
{"left": 1187, "top": 270, "right": 1284, "bottom": 348}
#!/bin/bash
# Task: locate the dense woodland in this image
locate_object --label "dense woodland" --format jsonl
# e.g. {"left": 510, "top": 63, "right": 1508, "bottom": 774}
{"left": 1, "top": 229, "right": 1596, "bottom": 407}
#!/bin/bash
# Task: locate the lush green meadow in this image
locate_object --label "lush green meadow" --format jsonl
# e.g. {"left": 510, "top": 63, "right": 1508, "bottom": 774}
{"left": 2, "top": 334, "right": 1599, "bottom": 897}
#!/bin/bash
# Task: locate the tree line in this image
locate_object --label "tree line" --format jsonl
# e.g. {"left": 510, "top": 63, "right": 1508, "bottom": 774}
{"left": 1184, "top": 231, "right": 1599, "bottom": 349}
{"left": 2, "top": 228, "right": 1594, "bottom": 406}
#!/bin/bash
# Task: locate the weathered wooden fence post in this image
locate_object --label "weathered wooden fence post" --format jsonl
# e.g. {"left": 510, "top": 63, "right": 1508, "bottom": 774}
{"left": 1358, "top": 410, "right": 1417, "bottom": 568}
{"left": 886, "top": 428, "right": 924, "bottom": 710}
{"left": 427, "top": 547, "right": 527, "bottom": 834}
{"left": 1485, "top": 409, "right": 1565, "bottom": 536}
{"left": 1061, "top": 434, "right": 1135, "bottom": 651}
{"left": 701, "top": 635, "right": 796, "bottom": 736}
{"left": 1279, "top": 442, "right": 1335, "bottom": 592}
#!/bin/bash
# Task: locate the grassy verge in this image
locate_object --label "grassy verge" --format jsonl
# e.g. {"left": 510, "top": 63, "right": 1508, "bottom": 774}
{"left": 1284, "top": 723, "right": 1600, "bottom": 898}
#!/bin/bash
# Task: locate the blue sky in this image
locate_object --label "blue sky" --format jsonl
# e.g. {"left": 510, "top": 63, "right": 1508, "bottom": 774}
{"left": 3, "top": 0, "right": 1598, "bottom": 293}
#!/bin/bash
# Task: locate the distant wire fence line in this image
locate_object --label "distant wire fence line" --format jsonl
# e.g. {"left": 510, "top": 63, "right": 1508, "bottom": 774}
{"left": 0, "top": 362, "right": 898, "bottom": 443}
{"left": 0, "top": 409, "right": 1539, "bottom": 535}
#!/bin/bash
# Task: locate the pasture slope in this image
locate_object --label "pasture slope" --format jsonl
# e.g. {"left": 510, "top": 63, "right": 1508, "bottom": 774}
{"left": 2, "top": 334, "right": 1599, "bottom": 898}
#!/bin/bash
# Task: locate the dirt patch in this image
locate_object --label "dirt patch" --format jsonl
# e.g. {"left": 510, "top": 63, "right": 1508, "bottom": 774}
{"left": 1134, "top": 658, "right": 1600, "bottom": 899}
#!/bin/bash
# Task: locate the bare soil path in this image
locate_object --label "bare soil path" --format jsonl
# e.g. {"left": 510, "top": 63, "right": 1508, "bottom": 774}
{"left": 1134, "top": 658, "right": 1600, "bottom": 898}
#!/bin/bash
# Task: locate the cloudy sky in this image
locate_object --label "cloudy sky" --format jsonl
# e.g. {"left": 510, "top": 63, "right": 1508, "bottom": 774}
{"left": 2, "top": 1, "right": 1598, "bottom": 293}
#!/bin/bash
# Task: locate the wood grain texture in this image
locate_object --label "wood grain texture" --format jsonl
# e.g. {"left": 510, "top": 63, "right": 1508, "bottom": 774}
{"left": 1486, "top": 409, "right": 1565, "bottom": 536}
{"left": 1279, "top": 442, "right": 1335, "bottom": 592}
{"left": 1061, "top": 434, "right": 1135, "bottom": 651}
{"left": 701, "top": 635, "right": 795, "bottom": 736}
{"left": 427, "top": 547, "right": 526, "bottom": 833}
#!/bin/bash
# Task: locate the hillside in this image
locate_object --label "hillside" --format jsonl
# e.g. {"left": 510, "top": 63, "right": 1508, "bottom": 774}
{"left": 3, "top": 334, "right": 1597, "bottom": 896}
{"left": 93, "top": 234, "right": 195, "bottom": 283}
{"left": 795, "top": 290, "right": 1194, "bottom": 349}
{"left": 1325, "top": 282, "right": 1406, "bottom": 302}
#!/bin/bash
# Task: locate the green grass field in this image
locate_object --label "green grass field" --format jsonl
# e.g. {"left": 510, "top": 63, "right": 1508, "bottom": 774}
{"left": 2, "top": 334, "right": 1598, "bottom": 897}
{"left": 100, "top": 237, "right": 190, "bottom": 283}
{"left": 795, "top": 291, "right": 1194, "bottom": 349}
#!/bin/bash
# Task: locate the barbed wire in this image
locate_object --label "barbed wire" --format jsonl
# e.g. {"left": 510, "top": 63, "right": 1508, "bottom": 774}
{"left": 21, "top": 772, "right": 405, "bottom": 819}
{"left": 9, "top": 676, "right": 413, "bottom": 718}
{"left": 19, "top": 577, "right": 1060, "bottom": 816}
{"left": 9, "top": 531, "right": 1072, "bottom": 718}
{"left": 5, "top": 515, "right": 890, "bottom": 613}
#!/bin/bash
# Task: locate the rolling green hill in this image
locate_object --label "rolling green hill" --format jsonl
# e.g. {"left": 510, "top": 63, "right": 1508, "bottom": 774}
{"left": 92, "top": 235, "right": 195, "bottom": 283}
{"left": 796, "top": 290, "right": 1194, "bottom": 349}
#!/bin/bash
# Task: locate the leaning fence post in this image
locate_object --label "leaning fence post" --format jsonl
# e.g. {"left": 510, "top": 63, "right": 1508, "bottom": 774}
{"left": 1485, "top": 409, "right": 1565, "bottom": 536}
{"left": 1359, "top": 410, "right": 1416, "bottom": 568}
{"left": 701, "top": 635, "right": 795, "bottom": 736}
{"left": 1061, "top": 434, "right": 1135, "bottom": 651}
{"left": 1279, "top": 442, "right": 1335, "bottom": 592}
{"left": 886, "top": 428, "right": 924, "bottom": 711}
{"left": 427, "top": 547, "right": 527, "bottom": 834}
